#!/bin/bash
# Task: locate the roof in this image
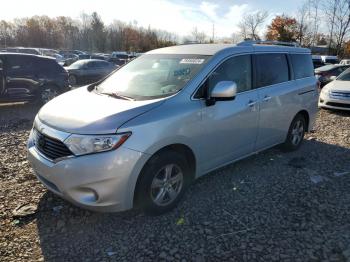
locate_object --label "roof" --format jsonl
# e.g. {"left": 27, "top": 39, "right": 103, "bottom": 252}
{"left": 315, "top": 64, "right": 344, "bottom": 71}
{"left": 147, "top": 43, "right": 310, "bottom": 56}
{"left": 0, "top": 52, "right": 55, "bottom": 60}
{"left": 147, "top": 44, "right": 235, "bottom": 55}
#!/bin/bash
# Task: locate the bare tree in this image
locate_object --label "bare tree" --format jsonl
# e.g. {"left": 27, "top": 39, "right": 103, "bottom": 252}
{"left": 191, "top": 27, "right": 207, "bottom": 43}
{"left": 238, "top": 11, "right": 269, "bottom": 40}
{"left": 324, "top": 0, "right": 350, "bottom": 55}
{"left": 296, "top": 2, "right": 312, "bottom": 46}
{"left": 231, "top": 32, "right": 242, "bottom": 44}
{"left": 333, "top": 0, "right": 350, "bottom": 55}
{"left": 307, "top": 0, "right": 321, "bottom": 46}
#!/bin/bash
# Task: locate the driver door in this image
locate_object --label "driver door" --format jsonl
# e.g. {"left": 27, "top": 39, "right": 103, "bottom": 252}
{"left": 196, "top": 54, "right": 259, "bottom": 172}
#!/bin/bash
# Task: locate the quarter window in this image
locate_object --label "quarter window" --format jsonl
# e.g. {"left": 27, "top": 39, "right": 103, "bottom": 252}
{"left": 255, "top": 54, "right": 289, "bottom": 87}
{"left": 291, "top": 54, "right": 314, "bottom": 79}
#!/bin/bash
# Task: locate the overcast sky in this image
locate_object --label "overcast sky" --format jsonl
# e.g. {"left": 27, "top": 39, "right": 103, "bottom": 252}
{"left": 1, "top": 0, "right": 306, "bottom": 37}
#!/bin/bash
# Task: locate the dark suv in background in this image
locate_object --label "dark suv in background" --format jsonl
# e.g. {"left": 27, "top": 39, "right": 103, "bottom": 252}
{"left": 0, "top": 53, "right": 69, "bottom": 103}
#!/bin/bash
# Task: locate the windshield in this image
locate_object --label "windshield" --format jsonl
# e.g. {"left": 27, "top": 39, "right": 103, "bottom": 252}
{"left": 337, "top": 69, "right": 350, "bottom": 81}
{"left": 96, "top": 54, "right": 210, "bottom": 100}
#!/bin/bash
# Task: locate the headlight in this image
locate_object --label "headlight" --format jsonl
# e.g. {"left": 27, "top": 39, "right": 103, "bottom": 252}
{"left": 321, "top": 88, "right": 330, "bottom": 96}
{"left": 64, "top": 132, "right": 131, "bottom": 156}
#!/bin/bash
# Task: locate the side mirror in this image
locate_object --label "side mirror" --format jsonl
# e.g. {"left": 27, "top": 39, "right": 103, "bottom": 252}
{"left": 330, "top": 76, "right": 337, "bottom": 81}
{"left": 207, "top": 81, "right": 237, "bottom": 106}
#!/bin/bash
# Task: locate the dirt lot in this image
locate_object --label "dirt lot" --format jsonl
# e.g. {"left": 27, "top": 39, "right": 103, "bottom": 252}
{"left": 0, "top": 103, "right": 350, "bottom": 261}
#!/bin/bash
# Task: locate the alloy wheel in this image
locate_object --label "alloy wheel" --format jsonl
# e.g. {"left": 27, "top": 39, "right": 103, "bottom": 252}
{"left": 150, "top": 164, "right": 184, "bottom": 206}
{"left": 291, "top": 120, "right": 304, "bottom": 146}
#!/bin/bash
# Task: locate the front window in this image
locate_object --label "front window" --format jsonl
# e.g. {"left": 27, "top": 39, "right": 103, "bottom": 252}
{"left": 96, "top": 54, "right": 210, "bottom": 100}
{"left": 337, "top": 69, "right": 350, "bottom": 81}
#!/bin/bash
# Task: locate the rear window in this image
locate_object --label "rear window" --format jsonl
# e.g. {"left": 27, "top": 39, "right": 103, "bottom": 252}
{"left": 255, "top": 53, "right": 289, "bottom": 87}
{"left": 36, "top": 58, "right": 65, "bottom": 73}
{"left": 291, "top": 54, "right": 314, "bottom": 79}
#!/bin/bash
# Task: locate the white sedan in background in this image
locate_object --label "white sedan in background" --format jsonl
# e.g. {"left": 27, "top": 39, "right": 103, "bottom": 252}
{"left": 319, "top": 68, "right": 350, "bottom": 111}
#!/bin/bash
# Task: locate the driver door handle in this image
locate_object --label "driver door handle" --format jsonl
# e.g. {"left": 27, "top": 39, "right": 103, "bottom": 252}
{"left": 247, "top": 100, "right": 257, "bottom": 107}
{"left": 262, "top": 95, "right": 272, "bottom": 102}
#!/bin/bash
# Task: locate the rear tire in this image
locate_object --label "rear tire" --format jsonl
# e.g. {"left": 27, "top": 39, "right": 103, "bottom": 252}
{"left": 135, "top": 151, "right": 191, "bottom": 215}
{"left": 68, "top": 75, "right": 77, "bottom": 86}
{"left": 282, "top": 114, "right": 306, "bottom": 151}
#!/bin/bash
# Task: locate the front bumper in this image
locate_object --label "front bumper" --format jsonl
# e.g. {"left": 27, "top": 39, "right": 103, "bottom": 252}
{"left": 318, "top": 92, "right": 350, "bottom": 111}
{"left": 27, "top": 141, "right": 148, "bottom": 212}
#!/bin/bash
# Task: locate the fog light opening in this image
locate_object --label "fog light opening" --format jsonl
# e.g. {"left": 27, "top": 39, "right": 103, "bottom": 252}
{"left": 72, "top": 188, "right": 99, "bottom": 204}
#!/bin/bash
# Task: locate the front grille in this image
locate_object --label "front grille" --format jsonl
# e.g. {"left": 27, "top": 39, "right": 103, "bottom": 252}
{"left": 326, "top": 102, "right": 350, "bottom": 108}
{"left": 34, "top": 129, "right": 72, "bottom": 160}
{"left": 330, "top": 91, "right": 350, "bottom": 99}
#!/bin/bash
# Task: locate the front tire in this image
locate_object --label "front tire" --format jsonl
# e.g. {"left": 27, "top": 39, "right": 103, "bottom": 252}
{"left": 38, "top": 85, "right": 59, "bottom": 104}
{"left": 282, "top": 114, "right": 306, "bottom": 151}
{"left": 135, "top": 151, "right": 191, "bottom": 215}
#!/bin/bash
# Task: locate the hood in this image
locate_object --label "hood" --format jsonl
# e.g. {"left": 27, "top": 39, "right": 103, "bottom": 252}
{"left": 327, "top": 80, "right": 350, "bottom": 92}
{"left": 38, "top": 86, "right": 165, "bottom": 134}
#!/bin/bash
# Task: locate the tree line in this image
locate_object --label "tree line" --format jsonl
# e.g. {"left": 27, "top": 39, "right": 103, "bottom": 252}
{"left": 0, "top": 12, "right": 178, "bottom": 53}
{"left": 236, "top": 0, "right": 350, "bottom": 56}
{"left": 1, "top": 0, "right": 350, "bottom": 56}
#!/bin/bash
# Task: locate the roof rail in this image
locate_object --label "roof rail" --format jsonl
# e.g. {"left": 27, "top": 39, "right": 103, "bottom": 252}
{"left": 237, "top": 40, "right": 300, "bottom": 47}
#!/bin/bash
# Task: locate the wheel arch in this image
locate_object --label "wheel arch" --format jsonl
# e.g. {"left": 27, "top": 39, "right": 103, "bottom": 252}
{"left": 132, "top": 143, "right": 196, "bottom": 207}
{"left": 296, "top": 109, "right": 310, "bottom": 131}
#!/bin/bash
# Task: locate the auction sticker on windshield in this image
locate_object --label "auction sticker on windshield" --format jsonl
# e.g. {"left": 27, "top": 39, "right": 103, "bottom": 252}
{"left": 180, "top": 58, "right": 205, "bottom": 64}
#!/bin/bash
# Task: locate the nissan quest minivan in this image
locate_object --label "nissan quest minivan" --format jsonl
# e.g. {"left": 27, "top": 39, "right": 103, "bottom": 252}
{"left": 27, "top": 42, "right": 318, "bottom": 214}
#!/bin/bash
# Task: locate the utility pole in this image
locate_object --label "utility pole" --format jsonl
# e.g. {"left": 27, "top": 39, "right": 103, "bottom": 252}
{"left": 212, "top": 23, "right": 215, "bottom": 43}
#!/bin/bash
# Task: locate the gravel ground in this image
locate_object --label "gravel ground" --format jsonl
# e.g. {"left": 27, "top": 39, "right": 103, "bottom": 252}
{"left": 1, "top": 103, "right": 350, "bottom": 261}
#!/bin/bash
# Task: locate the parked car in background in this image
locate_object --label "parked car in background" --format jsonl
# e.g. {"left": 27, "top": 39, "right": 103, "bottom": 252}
{"left": 90, "top": 53, "right": 110, "bottom": 60}
{"left": 59, "top": 53, "right": 79, "bottom": 66}
{"left": 109, "top": 52, "right": 130, "bottom": 66}
{"left": 39, "top": 48, "right": 66, "bottom": 65}
{"left": 319, "top": 68, "right": 350, "bottom": 110}
{"left": 315, "top": 64, "right": 350, "bottom": 87}
{"left": 1, "top": 47, "right": 41, "bottom": 55}
{"left": 78, "top": 54, "right": 91, "bottom": 60}
{"left": 65, "top": 59, "right": 117, "bottom": 86}
{"left": 312, "top": 55, "right": 325, "bottom": 68}
{"left": 0, "top": 53, "right": 69, "bottom": 103}
{"left": 27, "top": 42, "right": 318, "bottom": 215}
{"left": 340, "top": 59, "right": 350, "bottom": 65}
{"left": 321, "top": 55, "right": 339, "bottom": 64}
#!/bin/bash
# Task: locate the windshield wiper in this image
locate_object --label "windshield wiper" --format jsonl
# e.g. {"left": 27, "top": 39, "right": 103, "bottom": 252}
{"left": 100, "top": 92, "right": 135, "bottom": 101}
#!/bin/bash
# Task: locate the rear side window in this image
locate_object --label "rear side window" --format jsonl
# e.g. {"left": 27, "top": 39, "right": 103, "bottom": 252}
{"left": 255, "top": 54, "right": 289, "bottom": 87}
{"left": 95, "top": 61, "right": 109, "bottom": 68}
{"left": 6, "top": 55, "right": 34, "bottom": 71}
{"left": 291, "top": 54, "right": 314, "bottom": 79}
{"left": 36, "top": 58, "right": 65, "bottom": 73}
{"left": 87, "top": 62, "right": 97, "bottom": 68}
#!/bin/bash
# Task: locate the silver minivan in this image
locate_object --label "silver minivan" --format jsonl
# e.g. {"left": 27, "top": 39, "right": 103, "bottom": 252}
{"left": 27, "top": 42, "right": 318, "bottom": 214}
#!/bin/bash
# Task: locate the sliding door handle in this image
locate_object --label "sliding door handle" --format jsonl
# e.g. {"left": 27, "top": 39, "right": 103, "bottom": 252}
{"left": 262, "top": 95, "right": 272, "bottom": 102}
